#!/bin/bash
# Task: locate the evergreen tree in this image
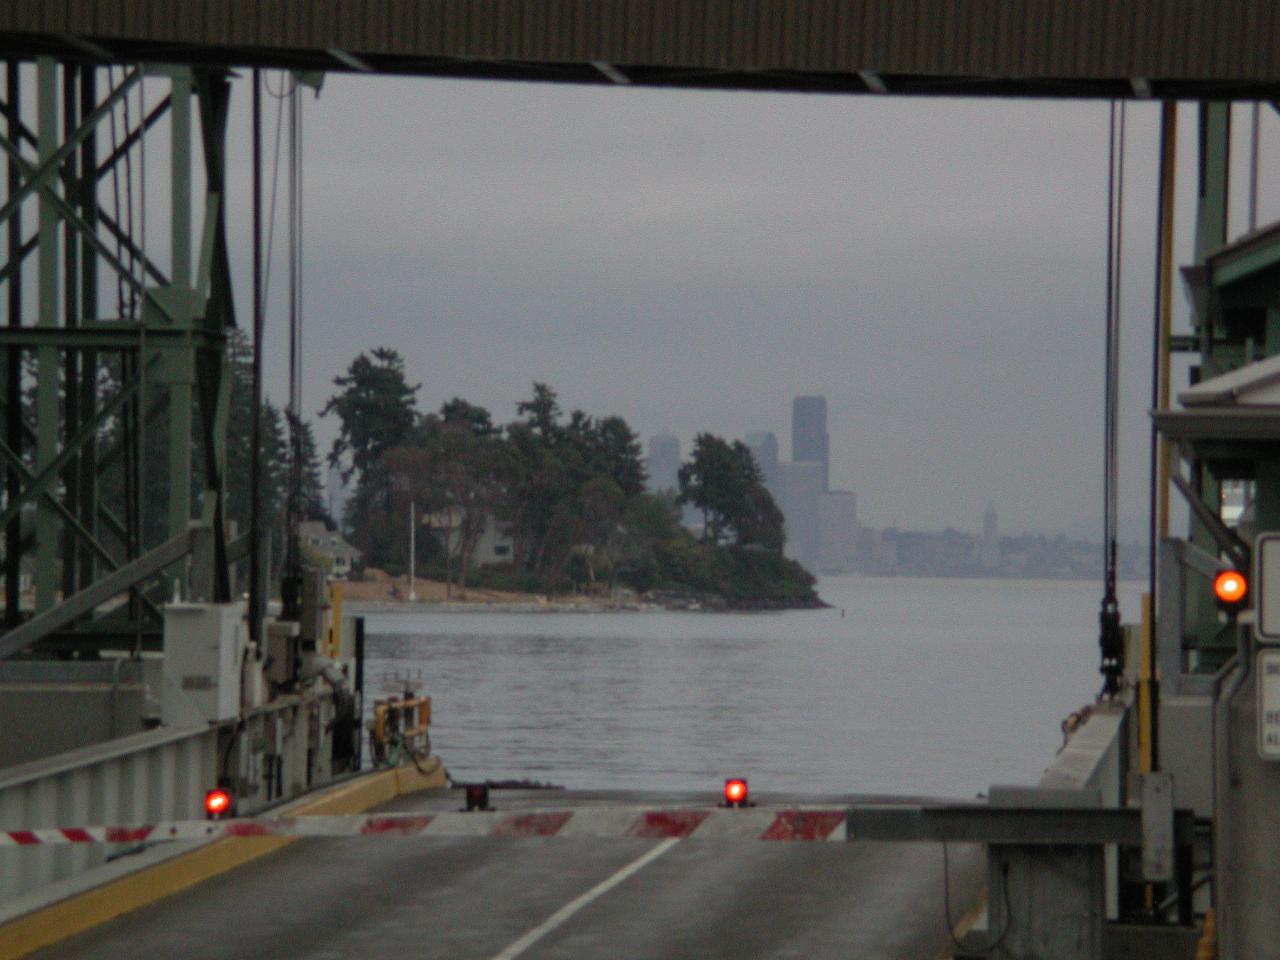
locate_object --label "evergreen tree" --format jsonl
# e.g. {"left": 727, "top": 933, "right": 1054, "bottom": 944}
{"left": 321, "top": 348, "right": 420, "bottom": 566}
{"left": 321, "top": 347, "right": 420, "bottom": 483}
{"left": 292, "top": 415, "right": 330, "bottom": 526}
{"left": 677, "top": 433, "right": 782, "bottom": 551}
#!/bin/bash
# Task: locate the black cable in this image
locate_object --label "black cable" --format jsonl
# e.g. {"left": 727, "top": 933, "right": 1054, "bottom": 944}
{"left": 1099, "top": 100, "right": 1125, "bottom": 697}
{"left": 1146, "top": 103, "right": 1175, "bottom": 770}
{"left": 941, "top": 841, "right": 964, "bottom": 952}
{"left": 987, "top": 861, "right": 1014, "bottom": 951}
{"left": 248, "top": 69, "right": 265, "bottom": 644}
{"left": 282, "top": 80, "right": 303, "bottom": 620}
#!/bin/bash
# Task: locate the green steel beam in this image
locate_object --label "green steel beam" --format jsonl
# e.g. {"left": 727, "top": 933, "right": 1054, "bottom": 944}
{"left": 0, "top": 437, "right": 124, "bottom": 578}
{"left": 34, "top": 58, "right": 57, "bottom": 612}
{"left": 0, "top": 528, "right": 192, "bottom": 659}
{"left": 0, "top": 132, "right": 178, "bottom": 325}
{"left": 0, "top": 379, "right": 137, "bottom": 532}
{"left": 167, "top": 69, "right": 194, "bottom": 595}
{"left": 94, "top": 94, "right": 169, "bottom": 181}
{"left": 0, "top": 68, "right": 139, "bottom": 227}
{"left": 0, "top": 324, "right": 222, "bottom": 349}
{"left": 1194, "top": 104, "right": 1231, "bottom": 270}
{"left": 0, "top": 62, "right": 231, "bottom": 641}
{"left": 0, "top": 233, "right": 35, "bottom": 285}
{"left": 1211, "top": 242, "right": 1280, "bottom": 288}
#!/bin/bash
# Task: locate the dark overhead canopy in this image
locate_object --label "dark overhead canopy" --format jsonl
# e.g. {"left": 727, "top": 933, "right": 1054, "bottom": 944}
{"left": 3, "top": 0, "right": 1280, "bottom": 100}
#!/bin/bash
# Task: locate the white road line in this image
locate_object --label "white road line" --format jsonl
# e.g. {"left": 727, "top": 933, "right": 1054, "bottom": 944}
{"left": 487, "top": 838, "right": 680, "bottom": 960}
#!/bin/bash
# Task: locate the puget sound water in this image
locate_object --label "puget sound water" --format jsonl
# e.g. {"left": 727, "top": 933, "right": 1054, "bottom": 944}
{"left": 362, "top": 576, "right": 1145, "bottom": 799}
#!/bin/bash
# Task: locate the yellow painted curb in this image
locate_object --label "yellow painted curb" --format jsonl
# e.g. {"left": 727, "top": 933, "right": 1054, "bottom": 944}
{"left": 0, "top": 758, "right": 447, "bottom": 960}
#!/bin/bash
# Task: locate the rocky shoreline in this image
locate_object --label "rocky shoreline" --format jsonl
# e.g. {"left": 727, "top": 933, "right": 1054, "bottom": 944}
{"left": 346, "top": 591, "right": 828, "bottom": 615}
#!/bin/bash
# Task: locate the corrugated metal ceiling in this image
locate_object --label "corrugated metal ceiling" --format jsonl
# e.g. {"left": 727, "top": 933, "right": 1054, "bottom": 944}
{"left": 2, "top": 1, "right": 1279, "bottom": 97}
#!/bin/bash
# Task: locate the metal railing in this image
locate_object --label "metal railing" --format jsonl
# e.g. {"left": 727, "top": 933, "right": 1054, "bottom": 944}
{"left": 0, "top": 723, "right": 217, "bottom": 904}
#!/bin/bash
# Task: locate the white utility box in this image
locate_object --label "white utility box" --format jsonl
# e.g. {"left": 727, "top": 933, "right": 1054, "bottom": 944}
{"left": 1256, "top": 533, "right": 1280, "bottom": 642}
{"left": 162, "top": 602, "right": 246, "bottom": 726}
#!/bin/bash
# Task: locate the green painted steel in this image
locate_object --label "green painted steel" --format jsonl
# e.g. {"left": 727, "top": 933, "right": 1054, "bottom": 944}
{"left": 1180, "top": 103, "right": 1280, "bottom": 666}
{"left": 0, "top": 63, "right": 233, "bottom": 654}
{"left": 34, "top": 58, "right": 58, "bottom": 613}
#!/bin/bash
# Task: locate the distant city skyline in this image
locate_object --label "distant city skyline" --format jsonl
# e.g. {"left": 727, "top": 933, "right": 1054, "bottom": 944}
{"left": 220, "top": 79, "right": 1275, "bottom": 546}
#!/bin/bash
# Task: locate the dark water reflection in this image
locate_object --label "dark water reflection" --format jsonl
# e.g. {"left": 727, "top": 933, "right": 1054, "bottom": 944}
{"left": 364, "top": 576, "right": 1143, "bottom": 798}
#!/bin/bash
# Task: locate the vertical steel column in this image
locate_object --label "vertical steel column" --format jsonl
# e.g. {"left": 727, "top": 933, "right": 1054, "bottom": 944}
{"left": 5, "top": 62, "right": 22, "bottom": 627}
{"left": 1194, "top": 104, "right": 1231, "bottom": 268}
{"left": 1187, "top": 103, "right": 1231, "bottom": 664}
{"left": 248, "top": 69, "right": 264, "bottom": 642}
{"left": 77, "top": 66, "right": 98, "bottom": 592}
{"left": 0, "top": 61, "right": 234, "bottom": 651}
{"left": 60, "top": 62, "right": 81, "bottom": 601}
{"left": 35, "top": 59, "right": 60, "bottom": 613}
{"left": 193, "top": 70, "right": 232, "bottom": 605}
{"left": 167, "top": 69, "right": 193, "bottom": 565}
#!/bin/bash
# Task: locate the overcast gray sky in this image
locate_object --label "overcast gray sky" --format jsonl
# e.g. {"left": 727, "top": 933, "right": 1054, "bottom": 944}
{"left": 216, "top": 75, "right": 1279, "bottom": 542}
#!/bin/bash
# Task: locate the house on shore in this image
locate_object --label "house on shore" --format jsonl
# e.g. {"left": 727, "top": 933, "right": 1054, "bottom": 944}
{"left": 299, "top": 520, "right": 362, "bottom": 579}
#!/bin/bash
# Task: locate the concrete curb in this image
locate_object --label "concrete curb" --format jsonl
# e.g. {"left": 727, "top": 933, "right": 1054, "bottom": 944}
{"left": 0, "top": 758, "right": 447, "bottom": 960}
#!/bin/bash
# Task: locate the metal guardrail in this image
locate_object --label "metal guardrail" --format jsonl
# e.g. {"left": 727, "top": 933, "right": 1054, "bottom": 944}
{"left": 0, "top": 689, "right": 340, "bottom": 908}
{"left": 0, "top": 723, "right": 217, "bottom": 904}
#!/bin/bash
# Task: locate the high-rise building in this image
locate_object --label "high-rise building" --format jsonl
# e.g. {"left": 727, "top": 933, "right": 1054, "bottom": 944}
{"left": 779, "top": 460, "right": 824, "bottom": 570}
{"left": 645, "top": 433, "right": 681, "bottom": 494}
{"left": 979, "top": 502, "right": 1000, "bottom": 569}
{"left": 744, "top": 431, "right": 781, "bottom": 502}
{"left": 792, "top": 395, "right": 829, "bottom": 491}
{"left": 818, "top": 490, "right": 858, "bottom": 573}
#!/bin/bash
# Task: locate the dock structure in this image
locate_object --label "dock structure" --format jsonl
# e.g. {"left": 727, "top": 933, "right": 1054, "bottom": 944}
{"left": 18, "top": 788, "right": 986, "bottom": 960}
{"left": 2, "top": 4, "right": 1280, "bottom": 959}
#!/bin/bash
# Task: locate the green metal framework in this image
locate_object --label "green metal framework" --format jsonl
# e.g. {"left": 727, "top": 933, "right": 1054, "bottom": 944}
{"left": 0, "top": 59, "right": 233, "bottom": 656}
{"left": 1177, "top": 103, "right": 1280, "bottom": 667}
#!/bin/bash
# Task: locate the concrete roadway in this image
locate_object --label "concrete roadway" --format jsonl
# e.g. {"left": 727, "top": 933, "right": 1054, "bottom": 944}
{"left": 34, "top": 789, "right": 985, "bottom": 960}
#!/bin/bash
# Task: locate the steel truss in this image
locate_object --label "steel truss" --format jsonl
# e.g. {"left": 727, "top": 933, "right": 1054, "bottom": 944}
{"left": 0, "top": 58, "right": 233, "bottom": 656}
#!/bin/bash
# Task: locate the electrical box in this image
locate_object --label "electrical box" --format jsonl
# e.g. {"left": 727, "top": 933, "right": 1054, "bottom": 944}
{"left": 162, "top": 603, "right": 246, "bottom": 726}
{"left": 265, "top": 619, "right": 301, "bottom": 688}
{"left": 300, "top": 568, "right": 328, "bottom": 650}
{"left": 1255, "top": 533, "right": 1280, "bottom": 643}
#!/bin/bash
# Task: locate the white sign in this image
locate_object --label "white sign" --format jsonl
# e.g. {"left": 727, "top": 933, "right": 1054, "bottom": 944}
{"left": 1254, "top": 535, "right": 1280, "bottom": 643}
{"left": 1260, "top": 650, "right": 1280, "bottom": 761}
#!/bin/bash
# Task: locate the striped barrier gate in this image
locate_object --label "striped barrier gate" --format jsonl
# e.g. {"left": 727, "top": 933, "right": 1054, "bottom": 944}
{"left": 1, "top": 807, "right": 850, "bottom": 846}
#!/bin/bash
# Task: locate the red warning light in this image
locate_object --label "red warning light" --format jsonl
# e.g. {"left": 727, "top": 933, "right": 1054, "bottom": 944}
{"left": 724, "top": 778, "right": 749, "bottom": 808}
{"left": 1213, "top": 569, "right": 1248, "bottom": 608}
{"left": 204, "top": 788, "right": 234, "bottom": 820}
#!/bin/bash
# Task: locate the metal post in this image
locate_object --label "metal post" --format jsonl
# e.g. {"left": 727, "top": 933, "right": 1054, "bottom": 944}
{"left": 248, "top": 68, "right": 264, "bottom": 643}
{"left": 1249, "top": 102, "right": 1260, "bottom": 234}
{"left": 5, "top": 61, "right": 22, "bottom": 628}
{"left": 1187, "top": 103, "right": 1231, "bottom": 666}
{"left": 35, "top": 59, "right": 59, "bottom": 613}
{"left": 166, "top": 69, "right": 193, "bottom": 592}
{"left": 77, "top": 64, "right": 98, "bottom": 595}
{"left": 61, "top": 62, "right": 80, "bottom": 602}
{"left": 409, "top": 501, "right": 416, "bottom": 602}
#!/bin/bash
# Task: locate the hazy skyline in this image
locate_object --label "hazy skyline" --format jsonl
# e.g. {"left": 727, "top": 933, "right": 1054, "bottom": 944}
{"left": 210, "top": 74, "right": 1279, "bottom": 542}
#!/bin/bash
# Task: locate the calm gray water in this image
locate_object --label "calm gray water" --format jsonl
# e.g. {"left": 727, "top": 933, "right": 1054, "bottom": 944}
{"left": 363, "top": 576, "right": 1144, "bottom": 799}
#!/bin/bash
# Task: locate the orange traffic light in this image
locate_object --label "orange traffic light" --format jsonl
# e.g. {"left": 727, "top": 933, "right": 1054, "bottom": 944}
{"left": 1213, "top": 569, "right": 1248, "bottom": 608}
{"left": 204, "top": 787, "right": 234, "bottom": 820}
{"left": 724, "top": 777, "right": 749, "bottom": 808}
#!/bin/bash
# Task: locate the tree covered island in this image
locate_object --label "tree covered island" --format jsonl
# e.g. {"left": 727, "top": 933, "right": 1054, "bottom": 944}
{"left": 320, "top": 348, "right": 821, "bottom": 610}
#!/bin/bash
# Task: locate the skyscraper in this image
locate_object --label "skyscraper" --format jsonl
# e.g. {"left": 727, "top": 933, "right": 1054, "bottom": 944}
{"left": 779, "top": 460, "right": 824, "bottom": 570}
{"left": 979, "top": 502, "right": 1000, "bottom": 570}
{"left": 818, "top": 490, "right": 858, "bottom": 572}
{"left": 792, "top": 395, "right": 829, "bottom": 491}
{"left": 645, "top": 433, "right": 681, "bottom": 494}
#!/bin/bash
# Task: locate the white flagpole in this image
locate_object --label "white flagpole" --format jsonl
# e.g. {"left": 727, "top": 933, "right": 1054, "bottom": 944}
{"left": 408, "top": 501, "right": 417, "bottom": 602}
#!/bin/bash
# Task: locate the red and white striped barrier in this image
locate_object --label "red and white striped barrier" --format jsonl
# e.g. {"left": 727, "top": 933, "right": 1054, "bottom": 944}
{"left": 1, "top": 807, "right": 849, "bottom": 846}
